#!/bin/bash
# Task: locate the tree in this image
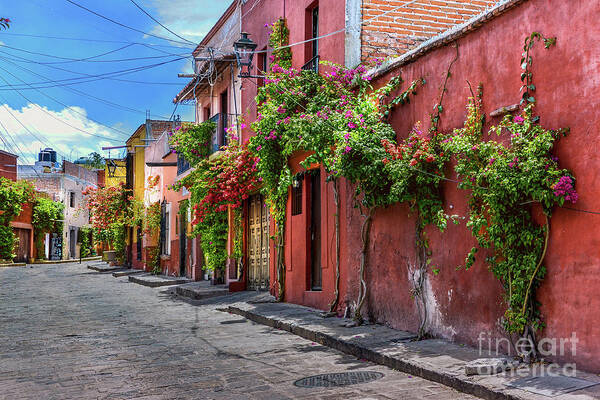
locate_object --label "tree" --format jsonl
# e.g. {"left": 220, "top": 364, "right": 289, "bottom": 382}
{"left": 0, "top": 18, "right": 10, "bottom": 30}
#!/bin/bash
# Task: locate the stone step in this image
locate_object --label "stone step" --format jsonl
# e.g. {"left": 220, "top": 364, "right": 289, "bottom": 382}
{"left": 112, "top": 269, "right": 145, "bottom": 277}
{"left": 87, "top": 264, "right": 126, "bottom": 273}
{"left": 175, "top": 281, "right": 229, "bottom": 300}
{"left": 128, "top": 273, "right": 191, "bottom": 288}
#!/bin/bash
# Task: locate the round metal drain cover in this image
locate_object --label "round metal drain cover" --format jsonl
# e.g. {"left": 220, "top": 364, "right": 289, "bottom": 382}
{"left": 294, "top": 371, "right": 384, "bottom": 388}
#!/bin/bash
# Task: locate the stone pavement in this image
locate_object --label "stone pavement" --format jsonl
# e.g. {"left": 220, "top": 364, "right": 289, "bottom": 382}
{"left": 0, "top": 261, "right": 479, "bottom": 400}
{"left": 222, "top": 302, "right": 600, "bottom": 400}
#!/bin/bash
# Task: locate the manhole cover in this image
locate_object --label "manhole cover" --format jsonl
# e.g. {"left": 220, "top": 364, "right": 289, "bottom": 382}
{"left": 294, "top": 371, "right": 384, "bottom": 388}
{"left": 507, "top": 375, "right": 600, "bottom": 397}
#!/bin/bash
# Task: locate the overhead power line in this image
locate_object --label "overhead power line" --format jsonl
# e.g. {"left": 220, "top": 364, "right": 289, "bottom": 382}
{"left": 0, "top": 31, "right": 195, "bottom": 49}
{"left": 129, "top": 0, "right": 196, "bottom": 45}
{"left": 0, "top": 91, "right": 67, "bottom": 159}
{"left": 0, "top": 51, "right": 187, "bottom": 87}
{"left": 0, "top": 56, "right": 187, "bottom": 90}
{"left": 0, "top": 72, "right": 123, "bottom": 143}
{"left": 0, "top": 56, "right": 171, "bottom": 120}
{"left": 0, "top": 43, "right": 191, "bottom": 64}
{"left": 0, "top": 64, "right": 131, "bottom": 138}
{"left": 64, "top": 0, "right": 196, "bottom": 46}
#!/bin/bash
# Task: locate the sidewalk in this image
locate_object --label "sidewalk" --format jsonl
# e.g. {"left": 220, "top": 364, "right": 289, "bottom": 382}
{"left": 220, "top": 300, "right": 600, "bottom": 400}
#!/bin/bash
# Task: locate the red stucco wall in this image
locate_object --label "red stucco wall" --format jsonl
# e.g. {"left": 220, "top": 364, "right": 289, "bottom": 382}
{"left": 242, "top": 0, "right": 346, "bottom": 307}
{"left": 240, "top": 0, "right": 599, "bottom": 371}
{"left": 343, "top": 0, "right": 600, "bottom": 371}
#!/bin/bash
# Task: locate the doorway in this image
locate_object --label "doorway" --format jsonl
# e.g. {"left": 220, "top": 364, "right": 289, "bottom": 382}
{"left": 310, "top": 170, "right": 322, "bottom": 290}
{"left": 14, "top": 228, "right": 30, "bottom": 263}
{"left": 69, "top": 228, "right": 77, "bottom": 259}
{"left": 179, "top": 205, "right": 187, "bottom": 277}
{"left": 247, "top": 194, "right": 269, "bottom": 290}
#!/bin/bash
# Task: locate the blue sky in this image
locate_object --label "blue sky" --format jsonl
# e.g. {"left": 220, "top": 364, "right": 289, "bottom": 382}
{"left": 0, "top": 0, "right": 232, "bottom": 164}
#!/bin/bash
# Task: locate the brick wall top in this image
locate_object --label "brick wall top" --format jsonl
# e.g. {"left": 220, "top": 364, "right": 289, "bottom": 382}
{"left": 361, "top": 0, "right": 497, "bottom": 62}
{"left": 63, "top": 161, "right": 98, "bottom": 185}
{"left": 0, "top": 151, "right": 18, "bottom": 181}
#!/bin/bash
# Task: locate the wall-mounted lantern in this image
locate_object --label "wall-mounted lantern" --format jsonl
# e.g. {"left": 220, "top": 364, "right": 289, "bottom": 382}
{"left": 233, "top": 32, "right": 258, "bottom": 78}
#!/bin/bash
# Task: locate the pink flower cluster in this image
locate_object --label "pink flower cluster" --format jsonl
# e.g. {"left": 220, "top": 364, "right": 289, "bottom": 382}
{"left": 264, "top": 131, "right": 278, "bottom": 140}
{"left": 553, "top": 175, "right": 578, "bottom": 203}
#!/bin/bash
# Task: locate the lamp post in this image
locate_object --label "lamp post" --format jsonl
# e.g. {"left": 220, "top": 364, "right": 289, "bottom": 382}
{"left": 233, "top": 32, "right": 260, "bottom": 78}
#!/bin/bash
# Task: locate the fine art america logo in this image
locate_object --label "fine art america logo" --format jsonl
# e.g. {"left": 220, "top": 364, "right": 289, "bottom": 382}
{"left": 477, "top": 332, "right": 579, "bottom": 376}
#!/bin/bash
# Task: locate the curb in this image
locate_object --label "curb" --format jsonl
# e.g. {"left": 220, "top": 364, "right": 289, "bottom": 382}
{"left": 0, "top": 262, "right": 26, "bottom": 268}
{"left": 29, "top": 256, "right": 102, "bottom": 265}
{"left": 225, "top": 305, "right": 522, "bottom": 400}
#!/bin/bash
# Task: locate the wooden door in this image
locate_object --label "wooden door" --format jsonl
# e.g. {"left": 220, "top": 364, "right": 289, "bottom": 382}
{"left": 179, "top": 209, "right": 187, "bottom": 277}
{"left": 310, "top": 170, "right": 322, "bottom": 290}
{"left": 14, "top": 229, "right": 29, "bottom": 263}
{"left": 248, "top": 194, "right": 269, "bottom": 290}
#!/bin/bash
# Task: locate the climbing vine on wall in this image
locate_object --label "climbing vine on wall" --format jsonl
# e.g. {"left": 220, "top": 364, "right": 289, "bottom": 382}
{"left": 170, "top": 124, "right": 259, "bottom": 272}
{"left": 0, "top": 178, "right": 34, "bottom": 261}
{"left": 443, "top": 88, "right": 574, "bottom": 338}
{"left": 268, "top": 18, "right": 292, "bottom": 69}
{"left": 83, "top": 182, "right": 133, "bottom": 254}
{"left": 0, "top": 17, "right": 11, "bottom": 30}
{"left": 250, "top": 31, "right": 426, "bottom": 308}
{"left": 439, "top": 33, "right": 569, "bottom": 348}
{"left": 32, "top": 195, "right": 64, "bottom": 260}
{"left": 168, "top": 121, "right": 216, "bottom": 165}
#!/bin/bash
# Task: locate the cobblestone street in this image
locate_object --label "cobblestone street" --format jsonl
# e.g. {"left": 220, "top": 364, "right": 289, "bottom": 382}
{"left": 0, "top": 262, "right": 479, "bottom": 400}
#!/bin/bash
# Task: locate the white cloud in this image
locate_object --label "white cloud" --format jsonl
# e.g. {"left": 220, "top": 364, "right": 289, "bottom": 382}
{"left": 0, "top": 103, "right": 126, "bottom": 164}
{"left": 143, "top": 0, "right": 233, "bottom": 47}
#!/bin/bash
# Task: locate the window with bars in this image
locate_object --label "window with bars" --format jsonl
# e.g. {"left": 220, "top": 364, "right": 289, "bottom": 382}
{"left": 291, "top": 177, "right": 303, "bottom": 216}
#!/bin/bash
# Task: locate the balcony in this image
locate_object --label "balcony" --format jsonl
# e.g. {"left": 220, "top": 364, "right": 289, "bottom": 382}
{"left": 302, "top": 55, "right": 320, "bottom": 73}
{"left": 177, "top": 154, "right": 190, "bottom": 175}
{"left": 209, "top": 113, "right": 226, "bottom": 153}
{"left": 209, "top": 113, "right": 240, "bottom": 154}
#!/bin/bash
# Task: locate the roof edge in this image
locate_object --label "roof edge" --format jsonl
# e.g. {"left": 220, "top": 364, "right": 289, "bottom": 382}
{"left": 192, "top": 0, "right": 238, "bottom": 57}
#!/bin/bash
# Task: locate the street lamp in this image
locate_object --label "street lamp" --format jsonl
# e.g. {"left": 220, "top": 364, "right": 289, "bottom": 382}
{"left": 107, "top": 159, "right": 117, "bottom": 177}
{"left": 234, "top": 32, "right": 258, "bottom": 78}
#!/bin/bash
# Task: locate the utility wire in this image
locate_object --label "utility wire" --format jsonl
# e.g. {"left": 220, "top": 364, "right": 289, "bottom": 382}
{"left": 0, "top": 72, "right": 123, "bottom": 143}
{"left": 0, "top": 56, "right": 171, "bottom": 120}
{"left": 63, "top": 0, "right": 194, "bottom": 46}
{"left": 0, "top": 51, "right": 187, "bottom": 87}
{"left": 212, "top": 0, "right": 424, "bottom": 57}
{"left": 0, "top": 43, "right": 190, "bottom": 64}
{"left": 0, "top": 119, "right": 45, "bottom": 178}
{"left": 129, "top": 0, "right": 196, "bottom": 45}
{"left": 0, "top": 64, "right": 131, "bottom": 138}
{"left": 0, "top": 126, "right": 42, "bottom": 177}
{"left": 0, "top": 32, "right": 196, "bottom": 49}
{"left": 0, "top": 92, "right": 67, "bottom": 160}
{"left": 0, "top": 57, "right": 187, "bottom": 90}
{"left": 0, "top": 43, "right": 134, "bottom": 64}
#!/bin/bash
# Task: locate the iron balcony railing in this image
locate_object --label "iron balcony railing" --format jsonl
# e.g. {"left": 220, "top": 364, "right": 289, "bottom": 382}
{"left": 177, "top": 153, "right": 190, "bottom": 175}
{"left": 301, "top": 55, "right": 320, "bottom": 73}
{"left": 210, "top": 113, "right": 240, "bottom": 154}
{"left": 209, "top": 113, "right": 224, "bottom": 153}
